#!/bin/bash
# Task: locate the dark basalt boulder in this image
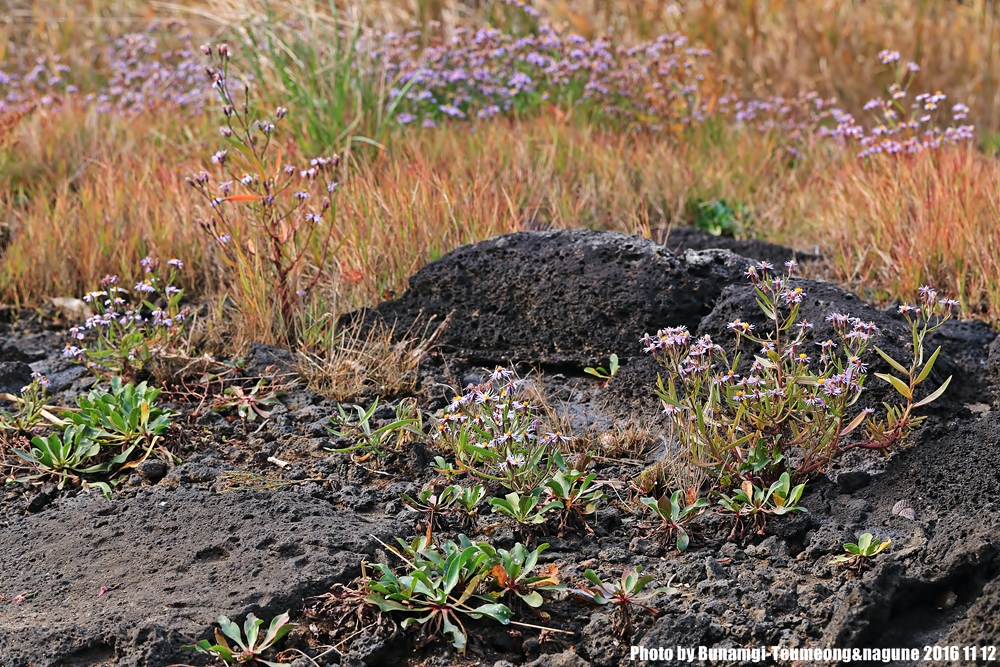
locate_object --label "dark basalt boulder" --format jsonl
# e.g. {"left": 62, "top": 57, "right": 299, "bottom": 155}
{"left": 0, "top": 360, "right": 33, "bottom": 395}
{"left": 369, "top": 229, "right": 745, "bottom": 368}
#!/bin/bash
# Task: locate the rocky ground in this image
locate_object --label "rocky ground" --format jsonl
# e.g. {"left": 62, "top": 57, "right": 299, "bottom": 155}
{"left": 1, "top": 228, "right": 999, "bottom": 667}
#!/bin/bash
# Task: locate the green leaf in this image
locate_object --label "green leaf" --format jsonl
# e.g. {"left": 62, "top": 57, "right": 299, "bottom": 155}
{"left": 443, "top": 548, "right": 473, "bottom": 595}
{"left": 756, "top": 297, "right": 776, "bottom": 321}
{"left": 371, "top": 417, "right": 420, "bottom": 436}
{"left": 84, "top": 481, "right": 113, "bottom": 500}
{"left": 788, "top": 483, "right": 806, "bottom": 506}
{"left": 875, "top": 373, "right": 912, "bottom": 400}
{"left": 244, "top": 613, "right": 262, "bottom": 650}
{"left": 518, "top": 590, "right": 544, "bottom": 608}
{"left": 582, "top": 569, "right": 604, "bottom": 588}
{"left": 441, "top": 613, "right": 467, "bottom": 651}
{"left": 108, "top": 411, "right": 127, "bottom": 433}
{"left": 913, "top": 376, "right": 952, "bottom": 407}
{"left": 109, "top": 445, "right": 137, "bottom": 466}
{"left": 676, "top": 527, "right": 690, "bottom": 551}
{"left": 218, "top": 616, "right": 247, "bottom": 651}
{"left": 915, "top": 346, "right": 942, "bottom": 385}
{"left": 467, "top": 602, "right": 513, "bottom": 624}
{"left": 261, "top": 611, "right": 293, "bottom": 647}
{"left": 365, "top": 593, "right": 413, "bottom": 613}
{"left": 874, "top": 346, "right": 910, "bottom": 375}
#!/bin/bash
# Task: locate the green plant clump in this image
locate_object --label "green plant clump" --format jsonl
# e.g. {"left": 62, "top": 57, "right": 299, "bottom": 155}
{"left": 432, "top": 367, "right": 574, "bottom": 494}
{"left": 716, "top": 472, "right": 806, "bottom": 542}
{"left": 366, "top": 535, "right": 514, "bottom": 651}
{"left": 7, "top": 377, "right": 174, "bottom": 498}
{"left": 584, "top": 353, "right": 619, "bottom": 381}
{"left": 578, "top": 566, "right": 676, "bottom": 638}
{"left": 211, "top": 378, "right": 283, "bottom": 427}
{"left": 639, "top": 488, "right": 709, "bottom": 551}
{"left": 0, "top": 372, "right": 60, "bottom": 433}
{"left": 63, "top": 256, "right": 189, "bottom": 379}
{"left": 182, "top": 612, "right": 295, "bottom": 666}
{"left": 326, "top": 397, "right": 423, "bottom": 458}
{"left": 829, "top": 532, "right": 891, "bottom": 574}
{"left": 644, "top": 263, "right": 955, "bottom": 490}
{"left": 69, "top": 377, "right": 172, "bottom": 450}
{"left": 689, "top": 197, "right": 749, "bottom": 237}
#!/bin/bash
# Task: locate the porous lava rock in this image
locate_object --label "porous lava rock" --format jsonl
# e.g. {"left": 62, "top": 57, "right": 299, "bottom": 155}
{"left": 0, "top": 486, "right": 404, "bottom": 667}
{"left": 3, "top": 228, "right": 998, "bottom": 667}
{"left": 369, "top": 229, "right": 745, "bottom": 367}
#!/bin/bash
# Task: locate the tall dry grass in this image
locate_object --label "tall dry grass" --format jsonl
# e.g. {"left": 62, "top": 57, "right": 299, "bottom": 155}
{"left": 0, "top": 101, "right": 829, "bottom": 324}
{"left": 0, "top": 104, "right": 217, "bottom": 307}
{"left": 824, "top": 147, "right": 1000, "bottom": 318}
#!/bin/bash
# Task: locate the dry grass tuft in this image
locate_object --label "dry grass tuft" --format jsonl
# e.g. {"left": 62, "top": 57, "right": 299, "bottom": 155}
{"left": 297, "top": 315, "right": 448, "bottom": 402}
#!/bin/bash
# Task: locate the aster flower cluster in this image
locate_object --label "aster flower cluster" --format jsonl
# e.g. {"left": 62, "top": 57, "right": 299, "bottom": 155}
{"left": 186, "top": 44, "right": 340, "bottom": 340}
{"left": 0, "top": 27, "right": 206, "bottom": 115}
{"left": 644, "top": 260, "right": 954, "bottom": 489}
{"left": 63, "top": 257, "right": 189, "bottom": 379}
{"left": 719, "top": 91, "right": 848, "bottom": 158}
{"left": 0, "top": 12, "right": 980, "bottom": 162}
{"left": 434, "top": 366, "right": 571, "bottom": 493}
{"left": 821, "top": 50, "right": 975, "bottom": 157}
{"left": 370, "top": 1, "right": 717, "bottom": 130}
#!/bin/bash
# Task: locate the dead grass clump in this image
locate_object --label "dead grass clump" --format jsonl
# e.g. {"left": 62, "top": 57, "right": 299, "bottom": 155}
{"left": 298, "top": 316, "right": 448, "bottom": 402}
{"left": 592, "top": 421, "right": 662, "bottom": 462}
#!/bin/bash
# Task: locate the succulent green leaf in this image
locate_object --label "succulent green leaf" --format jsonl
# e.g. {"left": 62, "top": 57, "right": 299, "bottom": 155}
{"left": 467, "top": 602, "right": 513, "bottom": 624}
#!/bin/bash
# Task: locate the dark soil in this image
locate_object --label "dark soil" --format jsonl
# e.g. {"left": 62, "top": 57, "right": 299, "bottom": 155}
{"left": 2, "top": 229, "right": 998, "bottom": 667}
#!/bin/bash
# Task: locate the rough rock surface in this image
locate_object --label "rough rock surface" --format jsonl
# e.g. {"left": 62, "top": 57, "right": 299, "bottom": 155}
{"left": 369, "top": 229, "right": 744, "bottom": 367}
{"left": 0, "top": 360, "right": 32, "bottom": 395}
{"left": 0, "top": 487, "right": 403, "bottom": 667}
